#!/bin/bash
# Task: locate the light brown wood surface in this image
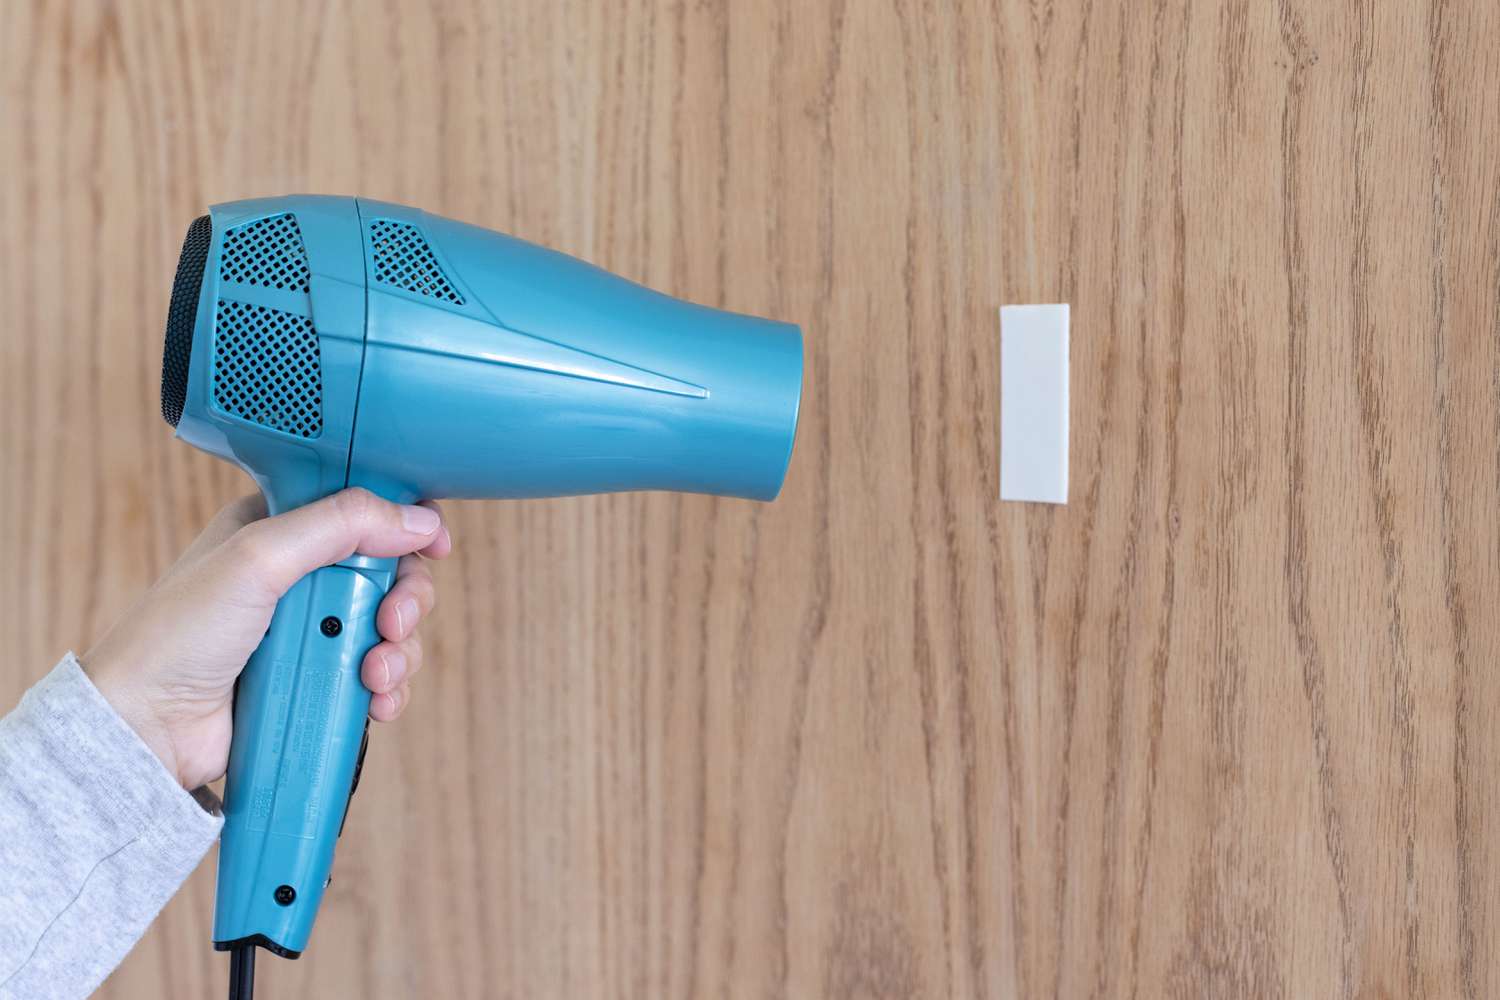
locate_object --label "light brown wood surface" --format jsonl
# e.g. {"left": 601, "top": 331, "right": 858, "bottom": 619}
{"left": 3, "top": 2, "right": 1498, "bottom": 997}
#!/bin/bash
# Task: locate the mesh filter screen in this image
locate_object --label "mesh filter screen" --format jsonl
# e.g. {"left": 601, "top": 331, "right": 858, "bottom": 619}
{"left": 220, "top": 213, "right": 312, "bottom": 292}
{"left": 212, "top": 300, "right": 323, "bottom": 438}
{"left": 368, "top": 219, "right": 465, "bottom": 304}
{"left": 161, "top": 215, "right": 211, "bottom": 428}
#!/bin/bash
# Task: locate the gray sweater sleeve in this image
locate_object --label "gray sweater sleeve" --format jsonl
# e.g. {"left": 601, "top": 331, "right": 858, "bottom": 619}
{"left": 0, "top": 654, "right": 224, "bottom": 1000}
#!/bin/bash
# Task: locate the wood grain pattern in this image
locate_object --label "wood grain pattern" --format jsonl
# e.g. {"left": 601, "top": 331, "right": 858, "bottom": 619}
{"left": 2, "top": 1, "right": 1498, "bottom": 996}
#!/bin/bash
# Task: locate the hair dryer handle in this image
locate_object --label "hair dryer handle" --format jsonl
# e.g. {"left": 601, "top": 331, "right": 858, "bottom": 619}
{"left": 211, "top": 555, "right": 397, "bottom": 958}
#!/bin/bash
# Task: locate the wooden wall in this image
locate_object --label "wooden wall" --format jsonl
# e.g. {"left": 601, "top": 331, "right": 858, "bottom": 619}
{"left": 3, "top": 2, "right": 1498, "bottom": 997}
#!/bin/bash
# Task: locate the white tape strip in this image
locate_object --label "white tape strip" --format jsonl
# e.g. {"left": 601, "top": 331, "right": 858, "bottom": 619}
{"left": 1000, "top": 304, "right": 1069, "bottom": 504}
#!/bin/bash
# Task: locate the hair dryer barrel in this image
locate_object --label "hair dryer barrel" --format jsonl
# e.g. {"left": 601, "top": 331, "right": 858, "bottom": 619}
{"left": 348, "top": 205, "right": 803, "bottom": 503}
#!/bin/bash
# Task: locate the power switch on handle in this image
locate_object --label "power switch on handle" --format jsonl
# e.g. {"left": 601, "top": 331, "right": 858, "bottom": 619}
{"left": 338, "top": 719, "right": 372, "bottom": 838}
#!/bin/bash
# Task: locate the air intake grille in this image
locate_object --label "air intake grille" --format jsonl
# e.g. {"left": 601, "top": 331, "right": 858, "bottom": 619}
{"left": 219, "top": 213, "right": 311, "bottom": 292}
{"left": 369, "top": 219, "right": 465, "bottom": 304}
{"left": 162, "top": 215, "right": 212, "bottom": 428}
{"left": 213, "top": 300, "right": 323, "bottom": 437}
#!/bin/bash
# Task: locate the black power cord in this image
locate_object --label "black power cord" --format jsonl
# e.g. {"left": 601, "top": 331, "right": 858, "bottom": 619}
{"left": 228, "top": 943, "right": 256, "bottom": 1000}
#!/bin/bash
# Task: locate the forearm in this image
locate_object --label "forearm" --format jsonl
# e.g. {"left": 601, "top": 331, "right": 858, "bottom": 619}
{"left": 0, "top": 655, "right": 222, "bottom": 1000}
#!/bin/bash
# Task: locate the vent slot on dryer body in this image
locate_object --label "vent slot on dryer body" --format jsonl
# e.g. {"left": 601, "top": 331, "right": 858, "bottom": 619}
{"left": 211, "top": 211, "right": 323, "bottom": 437}
{"left": 368, "top": 219, "right": 465, "bottom": 304}
{"left": 219, "top": 213, "right": 312, "bottom": 293}
{"left": 212, "top": 300, "right": 323, "bottom": 438}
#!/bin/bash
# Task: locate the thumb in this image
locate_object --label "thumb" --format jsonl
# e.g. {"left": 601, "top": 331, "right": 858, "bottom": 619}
{"left": 221, "top": 488, "right": 442, "bottom": 599}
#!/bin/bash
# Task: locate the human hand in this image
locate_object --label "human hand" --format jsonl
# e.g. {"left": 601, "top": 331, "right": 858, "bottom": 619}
{"left": 81, "top": 488, "right": 453, "bottom": 790}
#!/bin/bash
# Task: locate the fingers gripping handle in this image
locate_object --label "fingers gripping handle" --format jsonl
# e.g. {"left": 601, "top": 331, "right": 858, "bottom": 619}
{"left": 213, "top": 557, "right": 397, "bottom": 957}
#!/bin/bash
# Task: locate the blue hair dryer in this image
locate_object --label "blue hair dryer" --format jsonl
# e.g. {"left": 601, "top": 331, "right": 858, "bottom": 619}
{"left": 160, "top": 196, "right": 801, "bottom": 989}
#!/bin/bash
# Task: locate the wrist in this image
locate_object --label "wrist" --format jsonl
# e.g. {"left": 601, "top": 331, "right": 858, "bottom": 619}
{"left": 82, "top": 658, "right": 185, "bottom": 788}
